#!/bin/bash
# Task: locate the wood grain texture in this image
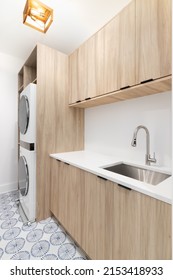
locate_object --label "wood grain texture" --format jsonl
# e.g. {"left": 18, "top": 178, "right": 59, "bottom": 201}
{"left": 140, "top": 194, "right": 172, "bottom": 259}
{"left": 50, "top": 164, "right": 171, "bottom": 260}
{"left": 104, "top": 13, "right": 119, "bottom": 94}
{"left": 69, "top": 50, "right": 78, "bottom": 104}
{"left": 69, "top": 28, "right": 105, "bottom": 103}
{"left": 77, "top": 42, "right": 88, "bottom": 101}
{"left": 118, "top": 0, "right": 136, "bottom": 88}
{"left": 116, "top": 188, "right": 141, "bottom": 259}
{"left": 94, "top": 29, "right": 105, "bottom": 97}
{"left": 82, "top": 173, "right": 106, "bottom": 259}
{"left": 136, "top": 0, "right": 172, "bottom": 83}
{"left": 69, "top": 0, "right": 171, "bottom": 106}
{"left": 69, "top": 75, "right": 172, "bottom": 108}
{"left": 50, "top": 160, "right": 85, "bottom": 245}
{"left": 36, "top": 43, "right": 84, "bottom": 221}
{"left": 23, "top": 65, "right": 36, "bottom": 88}
{"left": 87, "top": 29, "right": 104, "bottom": 98}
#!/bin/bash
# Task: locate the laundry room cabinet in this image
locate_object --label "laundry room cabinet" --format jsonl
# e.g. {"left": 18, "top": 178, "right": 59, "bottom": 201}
{"left": 69, "top": 0, "right": 172, "bottom": 108}
{"left": 50, "top": 160, "right": 84, "bottom": 245}
{"left": 18, "top": 43, "right": 84, "bottom": 221}
{"left": 136, "top": 0, "right": 172, "bottom": 83}
{"left": 50, "top": 159, "right": 172, "bottom": 260}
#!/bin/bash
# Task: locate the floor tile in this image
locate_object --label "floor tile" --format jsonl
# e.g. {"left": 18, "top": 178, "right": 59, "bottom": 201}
{"left": 0, "top": 190, "right": 87, "bottom": 260}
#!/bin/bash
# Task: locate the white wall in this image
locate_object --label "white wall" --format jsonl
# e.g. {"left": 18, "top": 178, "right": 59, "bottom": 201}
{"left": 85, "top": 92, "right": 172, "bottom": 168}
{"left": 0, "top": 52, "right": 23, "bottom": 193}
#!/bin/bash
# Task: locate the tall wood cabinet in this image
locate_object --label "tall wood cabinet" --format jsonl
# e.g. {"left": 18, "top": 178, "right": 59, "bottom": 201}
{"left": 50, "top": 159, "right": 172, "bottom": 260}
{"left": 18, "top": 44, "right": 84, "bottom": 221}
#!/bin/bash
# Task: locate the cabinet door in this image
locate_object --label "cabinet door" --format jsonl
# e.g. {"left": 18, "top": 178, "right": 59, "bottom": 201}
{"left": 50, "top": 160, "right": 66, "bottom": 223}
{"left": 114, "top": 186, "right": 141, "bottom": 259}
{"left": 136, "top": 0, "right": 172, "bottom": 83}
{"left": 104, "top": 14, "right": 119, "bottom": 94}
{"left": 140, "top": 194, "right": 171, "bottom": 260}
{"left": 118, "top": 0, "right": 136, "bottom": 89}
{"left": 77, "top": 43, "right": 88, "bottom": 101}
{"left": 50, "top": 160, "right": 84, "bottom": 245}
{"left": 82, "top": 173, "right": 114, "bottom": 259}
{"left": 87, "top": 29, "right": 104, "bottom": 98}
{"left": 104, "top": 1, "right": 136, "bottom": 94}
{"left": 69, "top": 50, "right": 78, "bottom": 104}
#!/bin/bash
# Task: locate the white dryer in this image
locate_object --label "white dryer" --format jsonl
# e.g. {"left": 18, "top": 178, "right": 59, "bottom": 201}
{"left": 18, "top": 146, "right": 36, "bottom": 222}
{"left": 19, "top": 83, "right": 36, "bottom": 144}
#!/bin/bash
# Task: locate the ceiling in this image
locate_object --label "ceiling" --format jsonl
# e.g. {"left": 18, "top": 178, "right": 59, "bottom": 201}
{"left": 0, "top": 0, "right": 131, "bottom": 60}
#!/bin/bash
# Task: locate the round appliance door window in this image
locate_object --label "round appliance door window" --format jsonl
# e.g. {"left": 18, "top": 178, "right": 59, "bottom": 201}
{"left": 19, "top": 156, "right": 29, "bottom": 197}
{"left": 19, "top": 95, "right": 30, "bottom": 134}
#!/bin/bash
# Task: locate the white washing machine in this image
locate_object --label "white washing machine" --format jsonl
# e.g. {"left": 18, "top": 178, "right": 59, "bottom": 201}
{"left": 19, "top": 83, "right": 36, "bottom": 144}
{"left": 18, "top": 146, "right": 36, "bottom": 222}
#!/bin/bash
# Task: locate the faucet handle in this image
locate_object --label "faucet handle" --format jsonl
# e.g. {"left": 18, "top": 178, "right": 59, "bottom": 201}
{"left": 148, "top": 152, "right": 157, "bottom": 163}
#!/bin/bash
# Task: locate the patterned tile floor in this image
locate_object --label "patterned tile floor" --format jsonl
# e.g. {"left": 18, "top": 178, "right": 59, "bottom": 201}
{"left": 0, "top": 190, "right": 87, "bottom": 260}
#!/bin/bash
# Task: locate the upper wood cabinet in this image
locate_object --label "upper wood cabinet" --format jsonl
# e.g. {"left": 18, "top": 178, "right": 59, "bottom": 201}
{"left": 69, "top": 29, "right": 105, "bottom": 103}
{"left": 69, "top": 1, "right": 136, "bottom": 103}
{"left": 136, "top": 0, "right": 172, "bottom": 83}
{"left": 87, "top": 29, "right": 105, "bottom": 99}
{"left": 77, "top": 42, "right": 88, "bottom": 101}
{"left": 104, "top": 0, "right": 136, "bottom": 93}
{"left": 69, "top": 50, "right": 78, "bottom": 104}
{"left": 69, "top": 0, "right": 172, "bottom": 106}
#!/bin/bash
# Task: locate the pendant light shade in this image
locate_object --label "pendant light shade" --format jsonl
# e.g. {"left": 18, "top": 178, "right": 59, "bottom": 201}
{"left": 23, "top": 0, "right": 53, "bottom": 33}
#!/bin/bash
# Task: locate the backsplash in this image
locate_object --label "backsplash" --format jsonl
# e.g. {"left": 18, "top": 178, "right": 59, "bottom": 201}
{"left": 85, "top": 91, "right": 172, "bottom": 168}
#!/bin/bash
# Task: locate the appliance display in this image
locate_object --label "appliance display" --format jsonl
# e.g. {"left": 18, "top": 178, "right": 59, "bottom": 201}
{"left": 19, "top": 83, "right": 36, "bottom": 145}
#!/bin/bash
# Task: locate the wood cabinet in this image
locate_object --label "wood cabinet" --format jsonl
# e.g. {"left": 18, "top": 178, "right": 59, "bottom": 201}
{"left": 69, "top": 0, "right": 172, "bottom": 108}
{"left": 77, "top": 42, "right": 88, "bottom": 101}
{"left": 81, "top": 173, "right": 115, "bottom": 259}
{"left": 69, "top": 50, "right": 78, "bottom": 103}
{"left": 69, "top": 28, "right": 104, "bottom": 103}
{"left": 50, "top": 162, "right": 171, "bottom": 260}
{"left": 136, "top": 0, "right": 172, "bottom": 83}
{"left": 140, "top": 194, "right": 172, "bottom": 259}
{"left": 50, "top": 160, "right": 84, "bottom": 245}
{"left": 83, "top": 173, "right": 171, "bottom": 260}
{"left": 104, "top": 0, "right": 136, "bottom": 93}
{"left": 69, "top": 1, "right": 136, "bottom": 103}
{"left": 87, "top": 29, "right": 104, "bottom": 99}
{"left": 18, "top": 44, "right": 84, "bottom": 221}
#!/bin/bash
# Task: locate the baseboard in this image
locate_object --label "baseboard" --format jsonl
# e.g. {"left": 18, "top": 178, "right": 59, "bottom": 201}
{"left": 0, "top": 181, "right": 18, "bottom": 194}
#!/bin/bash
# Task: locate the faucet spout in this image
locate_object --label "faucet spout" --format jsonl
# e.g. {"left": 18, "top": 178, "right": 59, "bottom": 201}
{"left": 131, "top": 125, "right": 156, "bottom": 166}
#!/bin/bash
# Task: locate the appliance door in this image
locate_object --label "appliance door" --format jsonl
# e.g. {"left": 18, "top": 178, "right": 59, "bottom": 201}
{"left": 19, "top": 95, "right": 30, "bottom": 134}
{"left": 18, "top": 156, "right": 29, "bottom": 197}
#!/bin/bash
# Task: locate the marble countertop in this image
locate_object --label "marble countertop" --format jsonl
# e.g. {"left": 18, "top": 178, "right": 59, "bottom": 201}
{"left": 50, "top": 150, "right": 172, "bottom": 204}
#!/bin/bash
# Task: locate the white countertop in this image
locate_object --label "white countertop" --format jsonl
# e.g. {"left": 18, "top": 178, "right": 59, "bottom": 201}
{"left": 50, "top": 150, "right": 173, "bottom": 205}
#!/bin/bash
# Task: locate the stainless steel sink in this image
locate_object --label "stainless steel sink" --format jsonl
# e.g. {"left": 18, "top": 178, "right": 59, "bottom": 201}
{"left": 103, "top": 163, "right": 171, "bottom": 185}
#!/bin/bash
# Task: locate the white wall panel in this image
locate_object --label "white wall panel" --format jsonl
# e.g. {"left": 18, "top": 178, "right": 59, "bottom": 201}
{"left": 85, "top": 92, "right": 172, "bottom": 168}
{"left": 0, "top": 52, "right": 23, "bottom": 193}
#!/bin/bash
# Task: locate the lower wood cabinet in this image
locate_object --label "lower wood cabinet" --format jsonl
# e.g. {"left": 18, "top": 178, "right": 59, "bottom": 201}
{"left": 50, "top": 159, "right": 172, "bottom": 260}
{"left": 50, "top": 159, "right": 84, "bottom": 245}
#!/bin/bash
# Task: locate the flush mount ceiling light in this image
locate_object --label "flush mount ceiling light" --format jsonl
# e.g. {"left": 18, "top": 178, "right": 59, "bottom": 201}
{"left": 23, "top": 0, "right": 53, "bottom": 33}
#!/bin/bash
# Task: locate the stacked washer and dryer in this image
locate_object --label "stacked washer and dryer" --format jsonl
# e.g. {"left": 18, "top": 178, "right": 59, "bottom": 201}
{"left": 18, "top": 83, "right": 36, "bottom": 223}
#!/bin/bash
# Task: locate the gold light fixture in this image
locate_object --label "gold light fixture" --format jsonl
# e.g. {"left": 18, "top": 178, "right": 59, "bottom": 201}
{"left": 23, "top": 0, "right": 53, "bottom": 33}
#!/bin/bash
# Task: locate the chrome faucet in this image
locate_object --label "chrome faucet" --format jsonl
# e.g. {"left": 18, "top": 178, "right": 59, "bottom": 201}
{"left": 131, "top": 125, "right": 156, "bottom": 165}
